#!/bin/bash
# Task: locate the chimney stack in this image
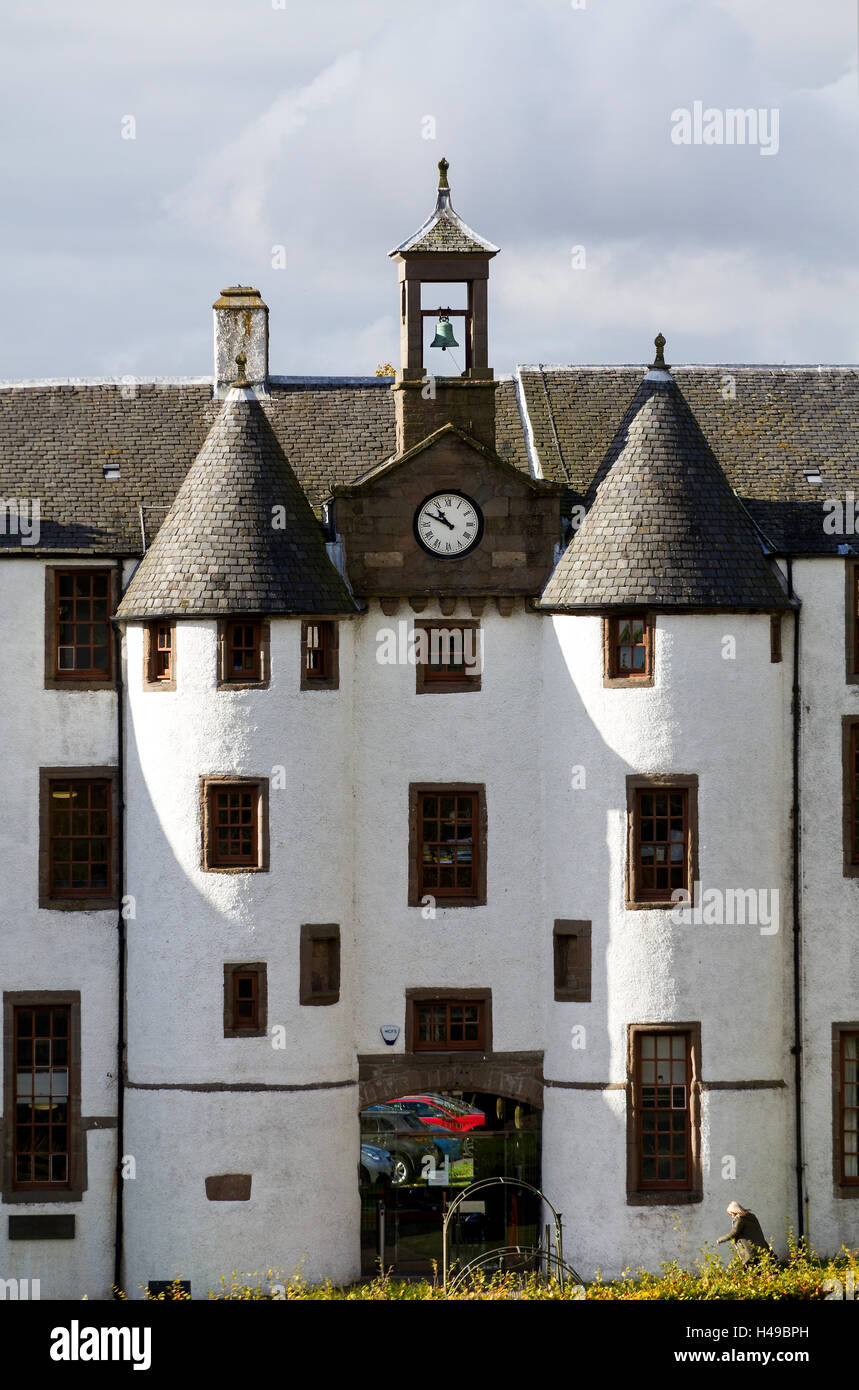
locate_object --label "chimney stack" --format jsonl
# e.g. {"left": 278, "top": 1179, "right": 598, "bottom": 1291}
{"left": 213, "top": 286, "right": 269, "bottom": 398}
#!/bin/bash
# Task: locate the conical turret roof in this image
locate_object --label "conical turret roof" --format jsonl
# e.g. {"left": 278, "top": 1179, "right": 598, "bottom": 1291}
{"left": 116, "top": 386, "right": 357, "bottom": 619}
{"left": 389, "top": 158, "right": 499, "bottom": 257}
{"left": 539, "top": 339, "right": 794, "bottom": 612}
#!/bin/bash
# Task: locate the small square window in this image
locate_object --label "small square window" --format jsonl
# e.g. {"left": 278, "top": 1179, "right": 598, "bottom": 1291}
{"left": 201, "top": 778, "right": 269, "bottom": 872}
{"left": 301, "top": 621, "right": 339, "bottom": 690}
{"left": 604, "top": 613, "right": 654, "bottom": 686}
{"left": 415, "top": 622, "right": 482, "bottom": 694}
{"left": 223, "top": 964, "right": 267, "bottom": 1037}
{"left": 300, "top": 925, "right": 340, "bottom": 1005}
{"left": 217, "top": 621, "right": 270, "bottom": 688}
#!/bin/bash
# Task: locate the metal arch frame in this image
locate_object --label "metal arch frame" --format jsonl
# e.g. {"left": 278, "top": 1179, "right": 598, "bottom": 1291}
{"left": 446, "top": 1245, "right": 584, "bottom": 1298}
{"left": 442, "top": 1176, "right": 568, "bottom": 1291}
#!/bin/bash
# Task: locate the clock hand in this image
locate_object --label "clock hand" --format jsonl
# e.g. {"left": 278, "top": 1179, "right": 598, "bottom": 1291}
{"left": 430, "top": 509, "right": 455, "bottom": 530}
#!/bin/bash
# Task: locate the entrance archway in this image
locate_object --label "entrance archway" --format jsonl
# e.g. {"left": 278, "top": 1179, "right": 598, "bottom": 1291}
{"left": 358, "top": 1056, "right": 543, "bottom": 1277}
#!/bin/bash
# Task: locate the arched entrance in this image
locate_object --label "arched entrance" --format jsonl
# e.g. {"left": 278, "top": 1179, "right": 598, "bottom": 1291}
{"left": 358, "top": 1054, "right": 543, "bottom": 1277}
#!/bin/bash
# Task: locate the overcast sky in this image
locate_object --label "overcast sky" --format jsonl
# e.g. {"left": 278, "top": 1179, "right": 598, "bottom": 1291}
{"left": 2, "top": 0, "right": 857, "bottom": 379}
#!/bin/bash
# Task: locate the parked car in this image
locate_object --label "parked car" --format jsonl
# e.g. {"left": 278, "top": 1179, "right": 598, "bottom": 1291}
{"left": 364, "top": 1105, "right": 465, "bottom": 1167}
{"left": 360, "top": 1110, "right": 447, "bottom": 1185}
{"left": 360, "top": 1143, "right": 394, "bottom": 1186}
{"left": 381, "top": 1093, "right": 486, "bottom": 1134}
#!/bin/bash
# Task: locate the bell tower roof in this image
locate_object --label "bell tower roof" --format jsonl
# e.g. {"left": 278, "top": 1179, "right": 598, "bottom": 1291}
{"left": 389, "top": 158, "right": 499, "bottom": 257}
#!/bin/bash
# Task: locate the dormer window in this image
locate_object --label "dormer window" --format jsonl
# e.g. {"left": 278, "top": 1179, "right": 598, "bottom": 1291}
{"left": 604, "top": 613, "right": 654, "bottom": 686}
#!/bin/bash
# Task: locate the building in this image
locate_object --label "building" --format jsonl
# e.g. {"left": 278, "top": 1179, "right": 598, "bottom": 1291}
{"left": 1, "top": 161, "right": 857, "bottom": 1298}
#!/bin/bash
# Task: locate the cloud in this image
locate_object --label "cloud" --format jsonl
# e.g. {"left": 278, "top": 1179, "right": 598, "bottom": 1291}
{"left": 163, "top": 50, "right": 362, "bottom": 257}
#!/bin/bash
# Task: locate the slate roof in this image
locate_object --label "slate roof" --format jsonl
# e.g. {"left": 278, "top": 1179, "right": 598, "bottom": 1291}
{"left": 114, "top": 387, "right": 358, "bottom": 619}
{"left": 539, "top": 367, "right": 795, "bottom": 612}
{"left": 389, "top": 159, "right": 499, "bottom": 257}
{"left": 517, "top": 364, "right": 859, "bottom": 555}
{"left": 0, "top": 363, "right": 856, "bottom": 564}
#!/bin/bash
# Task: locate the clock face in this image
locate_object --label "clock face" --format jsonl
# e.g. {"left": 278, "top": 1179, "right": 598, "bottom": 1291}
{"left": 414, "top": 492, "right": 484, "bottom": 558}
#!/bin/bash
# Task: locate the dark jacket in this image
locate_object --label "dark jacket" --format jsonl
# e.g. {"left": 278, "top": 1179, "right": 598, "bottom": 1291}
{"left": 717, "top": 1211, "right": 773, "bottom": 1265}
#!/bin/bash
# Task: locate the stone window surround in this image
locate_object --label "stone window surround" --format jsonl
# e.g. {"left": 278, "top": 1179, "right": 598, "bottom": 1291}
{"left": 199, "top": 775, "right": 270, "bottom": 873}
{"left": 413, "top": 619, "right": 482, "bottom": 694}
{"left": 38, "top": 766, "right": 120, "bottom": 912}
{"left": 846, "top": 560, "right": 859, "bottom": 686}
{"left": 404, "top": 987, "right": 493, "bottom": 1054}
{"left": 300, "top": 620, "right": 339, "bottom": 691}
{"left": 408, "top": 782, "right": 488, "bottom": 908}
{"left": 625, "top": 773, "right": 699, "bottom": 912}
{"left": 832, "top": 1022, "right": 859, "bottom": 1198}
{"left": 44, "top": 564, "right": 119, "bottom": 692}
{"left": 223, "top": 962, "right": 268, "bottom": 1038}
{"left": 626, "top": 1021, "right": 703, "bottom": 1206}
{"left": 843, "top": 718, "right": 859, "bottom": 878}
{"left": 142, "top": 618, "right": 177, "bottom": 691}
{"left": 602, "top": 611, "right": 655, "bottom": 688}
{"left": 299, "top": 924, "right": 341, "bottom": 1006}
{"left": 1, "top": 991, "right": 84, "bottom": 1204}
{"left": 216, "top": 619, "right": 271, "bottom": 690}
{"left": 553, "top": 920, "right": 592, "bottom": 1003}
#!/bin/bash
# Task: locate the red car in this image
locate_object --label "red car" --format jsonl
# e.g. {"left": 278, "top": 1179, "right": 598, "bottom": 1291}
{"left": 385, "top": 1094, "right": 485, "bottom": 1133}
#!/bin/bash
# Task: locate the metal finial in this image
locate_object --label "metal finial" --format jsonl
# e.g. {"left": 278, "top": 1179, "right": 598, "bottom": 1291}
{"left": 438, "top": 157, "right": 450, "bottom": 190}
{"left": 234, "top": 352, "right": 248, "bottom": 386}
{"left": 651, "top": 333, "right": 667, "bottom": 369}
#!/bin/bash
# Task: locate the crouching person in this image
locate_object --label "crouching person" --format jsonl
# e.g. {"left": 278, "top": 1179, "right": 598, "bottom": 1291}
{"left": 716, "top": 1201, "right": 774, "bottom": 1266}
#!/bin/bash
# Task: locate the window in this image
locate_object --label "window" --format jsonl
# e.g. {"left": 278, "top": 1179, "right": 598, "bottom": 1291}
{"left": 627, "top": 1024, "right": 702, "bottom": 1204}
{"left": 553, "top": 920, "right": 592, "bottom": 1002}
{"left": 217, "top": 620, "right": 269, "bottom": 688}
{"left": 846, "top": 561, "right": 859, "bottom": 685}
{"left": 405, "top": 990, "right": 491, "bottom": 1052}
{"left": 223, "top": 963, "right": 267, "bottom": 1037}
{"left": 844, "top": 720, "right": 859, "bottom": 878}
{"left": 408, "top": 784, "right": 487, "bottom": 907}
{"left": 770, "top": 615, "right": 782, "bottom": 664}
{"left": 200, "top": 777, "right": 269, "bottom": 872}
{"left": 604, "top": 613, "right": 653, "bottom": 686}
{"left": 415, "top": 622, "right": 482, "bottom": 693}
{"left": 833, "top": 1026, "right": 859, "bottom": 1194}
{"left": 144, "top": 620, "right": 176, "bottom": 689}
{"left": 300, "top": 925, "right": 340, "bottom": 1005}
{"left": 45, "top": 567, "right": 115, "bottom": 689}
{"left": 39, "top": 768, "right": 119, "bottom": 910}
{"left": 626, "top": 774, "right": 698, "bottom": 910}
{"left": 301, "top": 620, "right": 339, "bottom": 690}
{"left": 2, "top": 991, "right": 83, "bottom": 1202}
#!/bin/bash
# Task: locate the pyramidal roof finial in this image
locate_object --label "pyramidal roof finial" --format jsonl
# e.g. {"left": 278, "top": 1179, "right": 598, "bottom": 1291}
{"left": 651, "top": 333, "right": 668, "bottom": 370}
{"left": 437, "top": 156, "right": 450, "bottom": 191}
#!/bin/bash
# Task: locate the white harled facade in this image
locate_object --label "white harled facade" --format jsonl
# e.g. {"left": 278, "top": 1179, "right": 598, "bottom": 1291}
{"left": 1, "top": 168, "right": 858, "bottom": 1299}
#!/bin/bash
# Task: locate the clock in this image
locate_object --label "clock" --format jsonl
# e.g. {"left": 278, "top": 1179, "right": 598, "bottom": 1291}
{"left": 414, "top": 492, "right": 484, "bottom": 558}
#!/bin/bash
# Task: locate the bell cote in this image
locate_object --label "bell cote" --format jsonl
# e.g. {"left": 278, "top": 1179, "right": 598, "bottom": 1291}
{"left": 388, "top": 159, "right": 500, "bottom": 455}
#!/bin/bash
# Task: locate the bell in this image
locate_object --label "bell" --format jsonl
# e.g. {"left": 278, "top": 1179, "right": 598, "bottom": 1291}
{"left": 430, "top": 315, "right": 459, "bottom": 351}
